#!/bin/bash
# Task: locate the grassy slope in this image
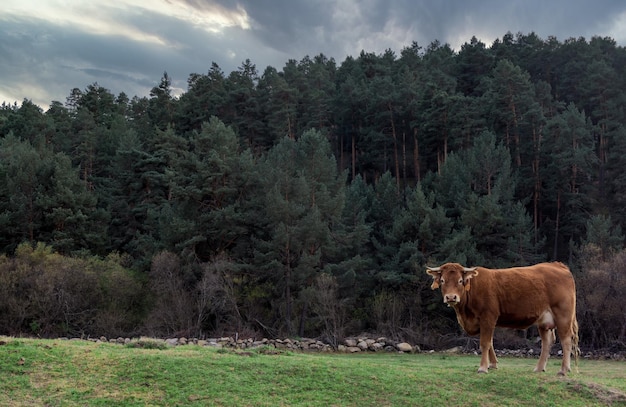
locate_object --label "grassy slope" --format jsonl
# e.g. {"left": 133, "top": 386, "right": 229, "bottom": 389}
{"left": 0, "top": 337, "right": 624, "bottom": 407}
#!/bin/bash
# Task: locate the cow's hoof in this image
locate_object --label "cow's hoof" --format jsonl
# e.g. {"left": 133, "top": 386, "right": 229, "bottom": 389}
{"left": 477, "top": 369, "right": 488, "bottom": 374}
{"left": 557, "top": 371, "right": 567, "bottom": 376}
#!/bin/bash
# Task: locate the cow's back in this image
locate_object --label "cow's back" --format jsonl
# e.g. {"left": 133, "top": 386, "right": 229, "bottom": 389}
{"left": 469, "top": 262, "right": 575, "bottom": 329}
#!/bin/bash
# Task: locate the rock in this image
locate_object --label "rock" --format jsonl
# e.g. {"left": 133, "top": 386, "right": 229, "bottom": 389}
{"left": 357, "top": 340, "right": 369, "bottom": 350}
{"left": 396, "top": 342, "right": 413, "bottom": 352}
{"left": 445, "top": 346, "right": 462, "bottom": 353}
{"left": 337, "top": 345, "right": 347, "bottom": 352}
{"left": 344, "top": 338, "right": 357, "bottom": 347}
{"left": 370, "top": 342, "right": 384, "bottom": 352}
{"left": 347, "top": 346, "right": 361, "bottom": 353}
{"left": 165, "top": 338, "right": 179, "bottom": 346}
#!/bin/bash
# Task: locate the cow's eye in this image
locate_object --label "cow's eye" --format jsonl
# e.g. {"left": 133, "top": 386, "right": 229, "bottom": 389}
{"left": 458, "top": 278, "right": 463, "bottom": 284}
{"left": 440, "top": 278, "right": 445, "bottom": 284}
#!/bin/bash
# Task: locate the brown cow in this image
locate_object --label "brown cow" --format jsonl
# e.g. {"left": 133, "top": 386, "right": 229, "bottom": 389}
{"left": 426, "top": 262, "right": 579, "bottom": 375}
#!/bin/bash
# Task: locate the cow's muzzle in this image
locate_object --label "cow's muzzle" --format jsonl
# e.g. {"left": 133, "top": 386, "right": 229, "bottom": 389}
{"left": 444, "top": 294, "right": 460, "bottom": 306}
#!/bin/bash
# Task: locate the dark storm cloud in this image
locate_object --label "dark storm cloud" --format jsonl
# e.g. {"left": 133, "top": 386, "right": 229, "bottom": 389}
{"left": 1, "top": 0, "right": 625, "bottom": 109}
{"left": 232, "top": 0, "right": 626, "bottom": 58}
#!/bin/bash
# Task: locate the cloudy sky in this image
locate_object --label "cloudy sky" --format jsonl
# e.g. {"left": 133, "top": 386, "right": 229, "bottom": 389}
{"left": 2, "top": 0, "right": 625, "bottom": 109}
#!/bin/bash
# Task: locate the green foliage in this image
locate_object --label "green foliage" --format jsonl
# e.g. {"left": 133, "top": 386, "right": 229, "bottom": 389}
{"left": 1, "top": 32, "right": 626, "bottom": 348}
{"left": 0, "top": 135, "right": 106, "bottom": 254}
{"left": 582, "top": 215, "right": 624, "bottom": 260}
{"left": 253, "top": 130, "right": 347, "bottom": 335}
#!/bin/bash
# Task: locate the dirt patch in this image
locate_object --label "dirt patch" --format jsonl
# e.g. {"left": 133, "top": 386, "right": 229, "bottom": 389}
{"left": 568, "top": 381, "right": 626, "bottom": 406}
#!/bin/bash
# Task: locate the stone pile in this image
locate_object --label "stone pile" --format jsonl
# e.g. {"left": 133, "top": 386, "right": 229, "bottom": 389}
{"left": 339, "top": 337, "right": 417, "bottom": 353}
{"left": 91, "top": 335, "right": 419, "bottom": 353}
{"left": 51, "top": 336, "right": 626, "bottom": 360}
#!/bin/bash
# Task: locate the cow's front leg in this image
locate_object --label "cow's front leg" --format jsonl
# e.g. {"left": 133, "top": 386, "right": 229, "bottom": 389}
{"left": 478, "top": 326, "right": 496, "bottom": 373}
{"left": 488, "top": 345, "right": 498, "bottom": 370}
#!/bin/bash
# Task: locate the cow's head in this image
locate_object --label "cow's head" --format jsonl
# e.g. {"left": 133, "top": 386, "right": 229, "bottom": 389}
{"left": 426, "top": 263, "right": 478, "bottom": 306}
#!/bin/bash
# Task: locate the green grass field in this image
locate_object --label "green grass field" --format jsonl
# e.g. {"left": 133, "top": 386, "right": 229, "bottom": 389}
{"left": 1, "top": 337, "right": 624, "bottom": 406}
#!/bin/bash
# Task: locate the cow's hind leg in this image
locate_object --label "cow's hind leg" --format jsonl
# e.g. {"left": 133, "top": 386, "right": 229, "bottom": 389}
{"left": 556, "top": 319, "right": 575, "bottom": 376}
{"left": 534, "top": 327, "right": 554, "bottom": 372}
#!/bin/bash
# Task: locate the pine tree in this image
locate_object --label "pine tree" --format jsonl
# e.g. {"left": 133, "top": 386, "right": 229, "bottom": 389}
{"left": 0, "top": 135, "right": 105, "bottom": 254}
{"left": 253, "top": 130, "right": 346, "bottom": 335}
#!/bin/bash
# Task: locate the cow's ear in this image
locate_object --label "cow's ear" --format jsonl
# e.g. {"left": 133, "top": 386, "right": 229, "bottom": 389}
{"left": 462, "top": 267, "right": 478, "bottom": 291}
{"left": 426, "top": 267, "right": 441, "bottom": 290}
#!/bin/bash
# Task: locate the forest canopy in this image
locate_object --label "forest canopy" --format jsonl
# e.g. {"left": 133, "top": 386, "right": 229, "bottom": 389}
{"left": 1, "top": 32, "right": 625, "bottom": 350}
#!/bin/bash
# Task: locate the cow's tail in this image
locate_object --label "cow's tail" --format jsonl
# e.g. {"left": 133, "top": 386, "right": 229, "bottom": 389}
{"left": 572, "top": 317, "right": 580, "bottom": 372}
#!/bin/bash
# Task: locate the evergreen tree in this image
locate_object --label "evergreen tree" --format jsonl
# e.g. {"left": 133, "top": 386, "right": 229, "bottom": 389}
{"left": 165, "top": 117, "right": 255, "bottom": 261}
{"left": 543, "top": 103, "right": 598, "bottom": 259}
{"left": 149, "top": 71, "right": 176, "bottom": 130}
{"left": 333, "top": 56, "right": 367, "bottom": 179}
{"left": 298, "top": 54, "right": 336, "bottom": 134}
{"left": 0, "top": 135, "right": 105, "bottom": 254}
{"left": 227, "top": 59, "right": 264, "bottom": 148}
{"left": 581, "top": 214, "right": 624, "bottom": 261}
{"left": 433, "top": 131, "right": 543, "bottom": 266}
{"left": 178, "top": 63, "right": 228, "bottom": 132}
{"left": 327, "top": 175, "right": 374, "bottom": 302}
{"left": 45, "top": 101, "right": 73, "bottom": 153}
{"left": 1, "top": 99, "right": 48, "bottom": 143}
{"left": 253, "top": 130, "right": 346, "bottom": 335}
{"left": 257, "top": 66, "right": 298, "bottom": 147}
{"left": 455, "top": 36, "right": 494, "bottom": 96}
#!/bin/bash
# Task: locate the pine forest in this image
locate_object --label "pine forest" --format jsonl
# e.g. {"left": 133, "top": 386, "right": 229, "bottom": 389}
{"left": 1, "top": 32, "right": 625, "bottom": 350}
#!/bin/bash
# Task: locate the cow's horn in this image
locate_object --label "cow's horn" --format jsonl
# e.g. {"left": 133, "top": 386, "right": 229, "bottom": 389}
{"left": 463, "top": 267, "right": 477, "bottom": 272}
{"left": 426, "top": 266, "right": 441, "bottom": 271}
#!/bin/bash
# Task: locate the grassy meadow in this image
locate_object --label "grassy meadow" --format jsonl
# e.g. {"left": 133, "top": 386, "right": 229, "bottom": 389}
{"left": 0, "top": 336, "right": 624, "bottom": 406}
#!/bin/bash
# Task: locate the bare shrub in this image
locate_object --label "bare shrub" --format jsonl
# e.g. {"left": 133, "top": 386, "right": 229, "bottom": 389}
{"left": 145, "top": 251, "right": 194, "bottom": 336}
{"left": 195, "top": 255, "right": 242, "bottom": 336}
{"left": 577, "top": 245, "right": 626, "bottom": 349}
{"left": 308, "top": 273, "right": 346, "bottom": 347}
{"left": 372, "top": 290, "right": 404, "bottom": 340}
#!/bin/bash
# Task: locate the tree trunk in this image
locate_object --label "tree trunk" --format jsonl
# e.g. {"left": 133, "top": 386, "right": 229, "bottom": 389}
{"left": 388, "top": 102, "right": 400, "bottom": 192}
{"left": 413, "top": 127, "right": 420, "bottom": 182}
{"left": 402, "top": 128, "right": 407, "bottom": 187}
{"left": 352, "top": 130, "right": 356, "bottom": 180}
{"left": 532, "top": 124, "right": 542, "bottom": 245}
{"left": 298, "top": 301, "right": 308, "bottom": 338}
{"left": 553, "top": 191, "right": 561, "bottom": 260}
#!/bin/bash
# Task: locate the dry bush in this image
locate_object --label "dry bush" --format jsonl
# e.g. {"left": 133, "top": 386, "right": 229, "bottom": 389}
{"left": 195, "top": 256, "right": 242, "bottom": 336}
{"left": 307, "top": 273, "right": 346, "bottom": 347}
{"left": 145, "top": 251, "right": 194, "bottom": 336}
{"left": 577, "top": 245, "right": 626, "bottom": 349}
{"left": 0, "top": 243, "right": 144, "bottom": 337}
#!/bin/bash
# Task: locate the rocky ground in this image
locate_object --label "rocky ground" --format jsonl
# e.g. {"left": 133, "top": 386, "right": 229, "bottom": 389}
{"left": 67, "top": 335, "right": 625, "bottom": 361}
